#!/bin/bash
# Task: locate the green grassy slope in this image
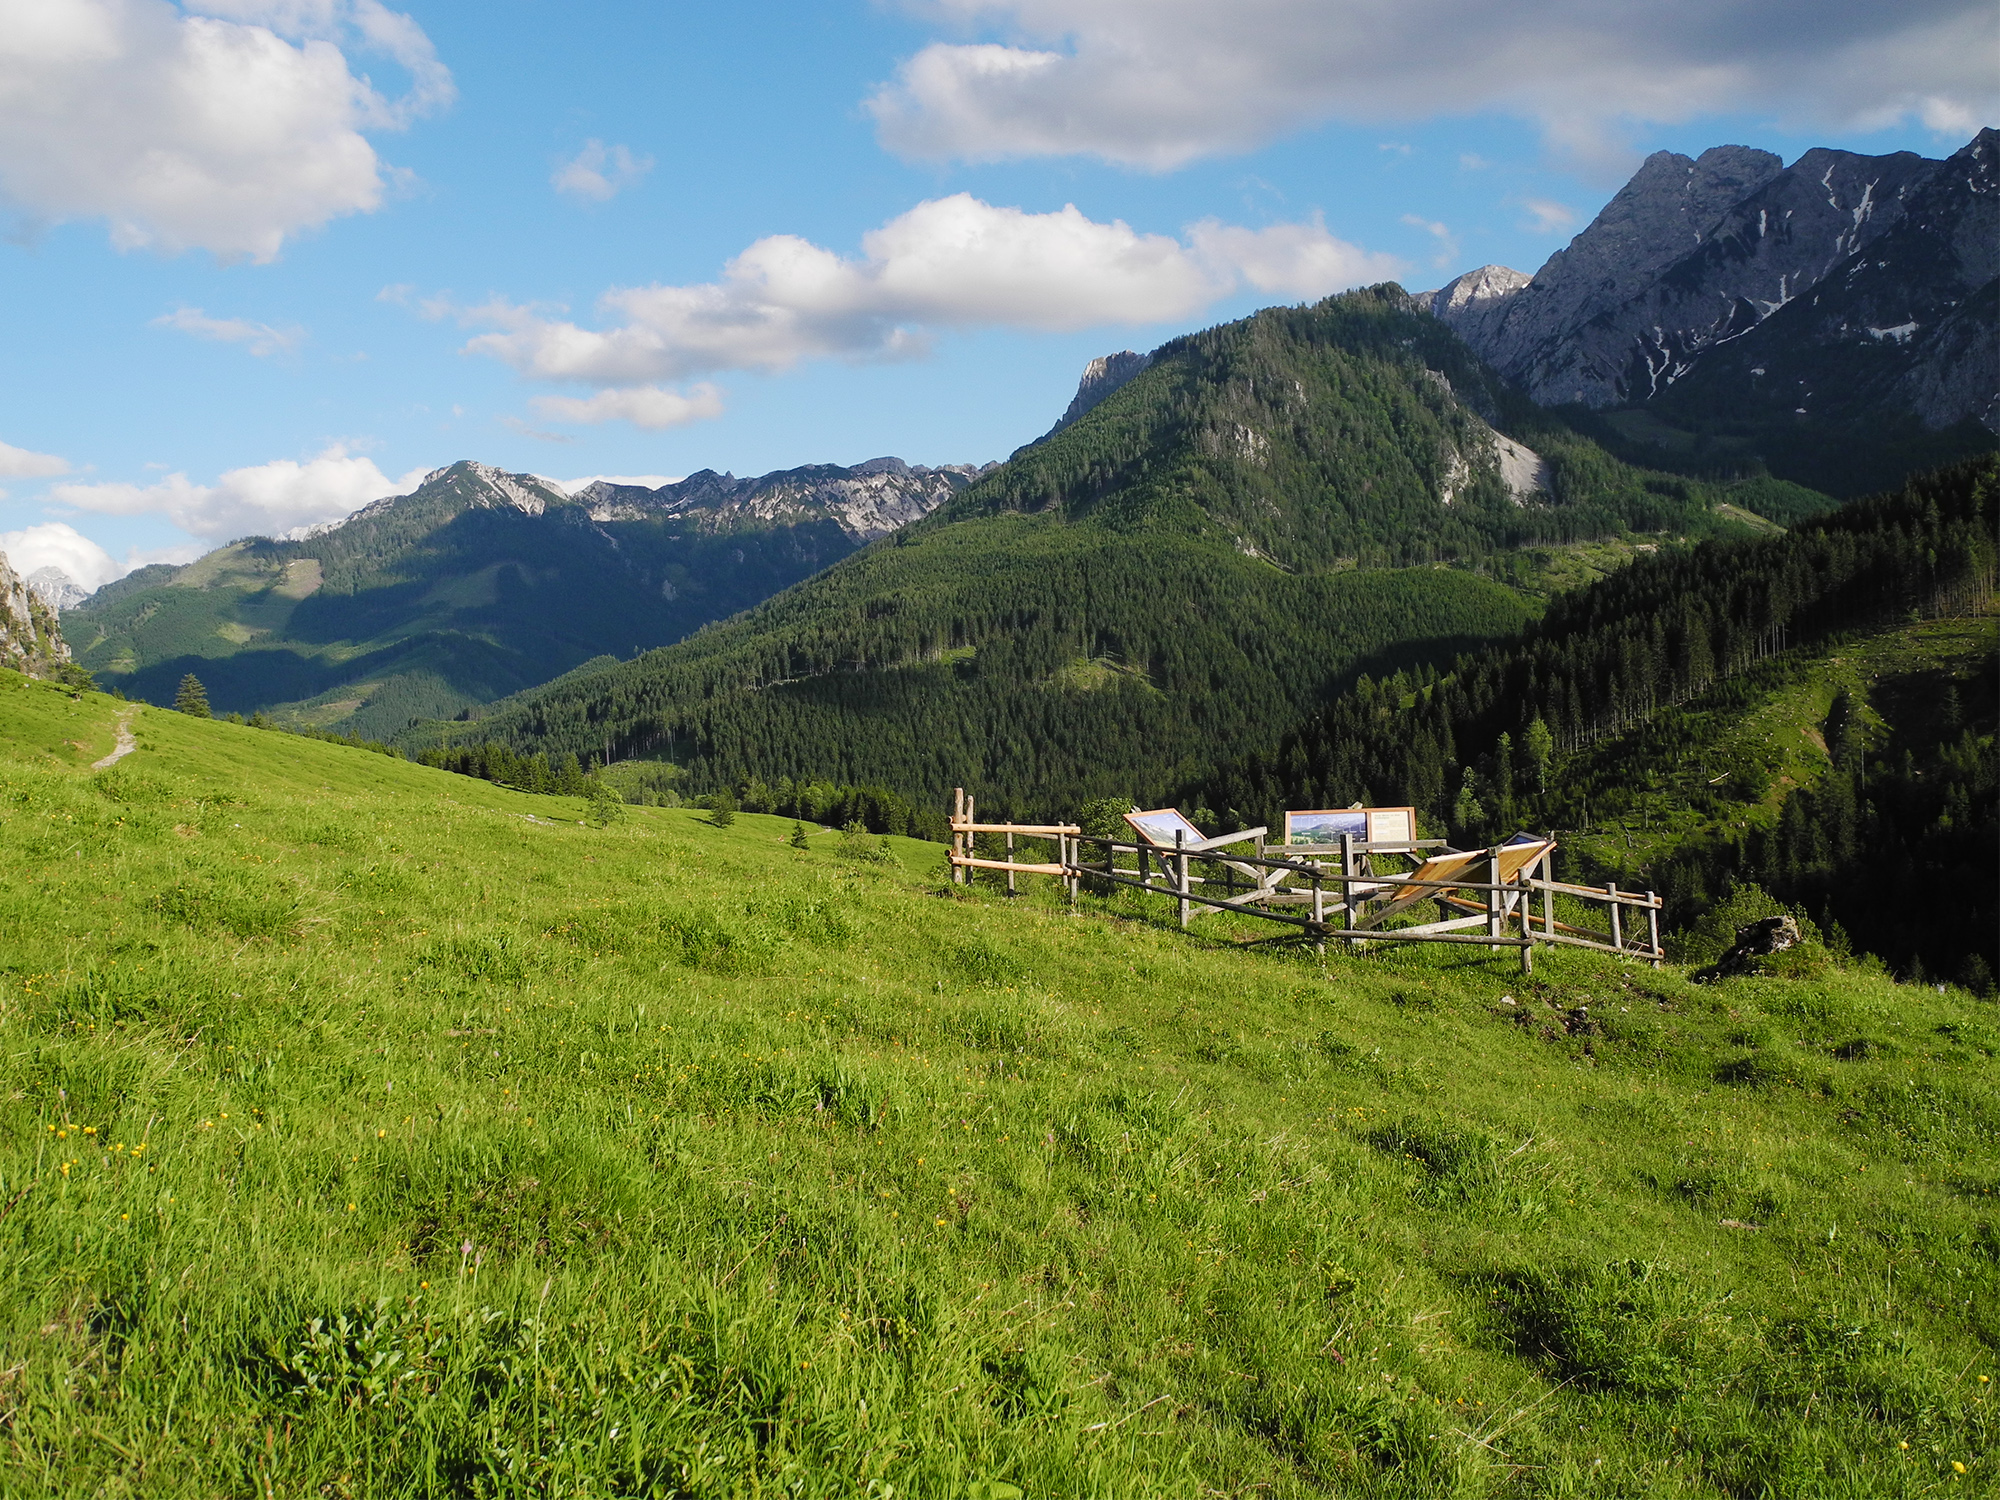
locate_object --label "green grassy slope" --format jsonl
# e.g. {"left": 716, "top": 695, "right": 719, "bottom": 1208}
{"left": 2, "top": 673, "right": 1993, "bottom": 1496}
{"left": 440, "top": 290, "right": 1797, "bottom": 814}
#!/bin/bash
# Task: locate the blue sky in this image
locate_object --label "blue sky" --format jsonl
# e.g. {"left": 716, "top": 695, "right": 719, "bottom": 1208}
{"left": 0, "top": 0, "right": 1989, "bottom": 585}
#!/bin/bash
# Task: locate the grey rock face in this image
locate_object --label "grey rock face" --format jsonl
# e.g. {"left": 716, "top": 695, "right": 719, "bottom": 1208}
{"left": 1673, "top": 127, "right": 1999, "bottom": 433}
{"left": 1429, "top": 130, "right": 1996, "bottom": 432}
{"left": 1044, "top": 350, "right": 1153, "bottom": 438}
{"left": 26, "top": 566, "right": 91, "bottom": 612}
{"left": 0, "top": 548, "right": 71, "bottom": 678}
{"left": 1465, "top": 144, "right": 1786, "bottom": 404}
{"left": 575, "top": 459, "right": 981, "bottom": 542}
{"left": 1427, "top": 265, "right": 1530, "bottom": 353}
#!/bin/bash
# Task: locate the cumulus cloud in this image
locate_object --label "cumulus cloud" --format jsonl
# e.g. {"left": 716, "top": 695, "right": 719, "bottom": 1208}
{"left": 552, "top": 140, "right": 653, "bottom": 202}
{"left": 868, "top": 0, "right": 1997, "bottom": 170}
{"left": 1188, "top": 216, "right": 1405, "bottom": 297}
{"left": 2, "top": 522, "right": 116, "bottom": 589}
{"left": 436, "top": 194, "right": 1401, "bottom": 429}
{"left": 0, "top": 0, "right": 453, "bottom": 261}
{"left": 153, "top": 306, "right": 305, "bottom": 355}
{"left": 0, "top": 521, "right": 201, "bottom": 589}
{"left": 529, "top": 384, "right": 724, "bottom": 431}
{"left": 50, "top": 446, "right": 427, "bottom": 540}
{"left": 0, "top": 439, "right": 71, "bottom": 479}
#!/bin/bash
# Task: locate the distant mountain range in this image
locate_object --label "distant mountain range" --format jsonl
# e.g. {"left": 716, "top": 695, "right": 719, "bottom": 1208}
{"left": 1426, "top": 126, "right": 1997, "bottom": 495}
{"left": 66, "top": 456, "right": 984, "bottom": 737}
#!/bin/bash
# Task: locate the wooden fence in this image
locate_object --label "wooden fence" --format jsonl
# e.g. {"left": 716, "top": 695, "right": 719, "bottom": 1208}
{"left": 948, "top": 789, "right": 1662, "bottom": 972}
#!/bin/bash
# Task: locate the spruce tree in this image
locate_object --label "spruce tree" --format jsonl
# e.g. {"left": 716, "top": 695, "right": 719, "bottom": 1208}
{"left": 789, "top": 821, "right": 811, "bottom": 849}
{"left": 174, "top": 674, "right": 211, "bottom": 718}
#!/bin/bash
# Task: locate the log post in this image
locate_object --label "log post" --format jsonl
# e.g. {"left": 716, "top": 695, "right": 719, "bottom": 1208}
{"left": 1487, "top": 846, "right": 1503, "bottom": 952}
{"left": 1006, "top": 829, "right": 1016, "bottom": 898}
{"left": 952, "top": 787, "right": 964, "bottom": 884}
{"left": 1541, "top": 835, "right": 1555, "bottom": 941}
{"left": 1607, "top": 883, "right": 1623, "bottom": 953}
{"left": 1176, "top": 829, "right": 1190, "bottom": 929}
{"left": 1646, "top": 891, "right": 1661, "bottom": 967}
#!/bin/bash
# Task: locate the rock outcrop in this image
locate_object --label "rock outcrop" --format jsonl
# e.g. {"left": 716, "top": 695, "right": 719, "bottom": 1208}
{"left": 26, "top": 566, "right": 91, "bottom": 612}
{"left": 574, "top": 457, "right": 987, "bottom": 542}
{"left": 1427, "top": 128, "right": 1998, "bottom": 433}
{"left": 0, "top": 548, "right": 72, "bottom": 678}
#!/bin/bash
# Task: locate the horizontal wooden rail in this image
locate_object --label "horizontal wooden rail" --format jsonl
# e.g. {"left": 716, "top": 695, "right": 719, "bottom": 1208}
{"left": 949, "top": 822, "right": 1080, "bottom": 836}
{"left": 949, "top": 855, "right": 1067, "bottom": 876}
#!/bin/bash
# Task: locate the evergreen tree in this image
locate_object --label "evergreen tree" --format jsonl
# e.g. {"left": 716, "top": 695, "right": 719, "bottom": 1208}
{"left": 174, "top": 674, "right": 211, "bottom": 718}
{"left": 707, "top": 790, "right": 738, "bottom": 827}
{"left": 789, "top": 821, "right": 812, "bottom": 850}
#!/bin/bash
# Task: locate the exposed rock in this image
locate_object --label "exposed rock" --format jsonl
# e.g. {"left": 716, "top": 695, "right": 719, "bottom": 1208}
{"left": 575, "top": 458, "right": 981, "bottom": 541}
{"left": 1694, "top": 915, "right": 1801, "bottom": 983}
{"left": 0, "top": 548, "right": 72, "bottom": 678}
{"left": 1037, "top": 350, "right": 1154, "bottom": 443}
{"left": 1427, "top": 130, "right": 1996, "bottom": 434}
{"left": 26, "top": 566, "right": 90, "bottom": 612}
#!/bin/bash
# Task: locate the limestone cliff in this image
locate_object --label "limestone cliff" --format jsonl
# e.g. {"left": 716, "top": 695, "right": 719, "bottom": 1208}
{"left": 0, "top": 548, "right": 72, "bottom": 679}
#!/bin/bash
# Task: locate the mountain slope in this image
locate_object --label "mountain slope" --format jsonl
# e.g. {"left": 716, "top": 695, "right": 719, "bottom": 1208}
{"left": 1188, "top": 456, "right": 1999, "bottom": 983}
{"left": 5, "top": 671, "right": 1997, "bottom": 1493}
{"left": 1429, "top": 128, "right": 1999, "bottom": 495}
{"left": 67, "top": 458, "right": 978, "bottom": 738}
{"left": 431, "top": 288, "right": 1797, "bottom": 814}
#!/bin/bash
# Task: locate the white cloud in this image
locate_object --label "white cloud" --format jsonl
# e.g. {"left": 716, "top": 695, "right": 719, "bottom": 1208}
{"left": 0, "top": 439, "right": 71, "bottom": 479}
{"left": 0, "top": 521, "right": 199, "bottom": 589}
{"left": 50, "top": 445, "right": 426, "bottom": 540}
{"left": 0, "top": 522, "right": 119, "bottom": 589}
{"left": 868, "top": 0, "right": 1998, "bottom": 171}
{"left": 552, "top": 140, "right": 653, "bottom": 202}
{"left": 530, "top": 384, "right": 725, "bottom": 431}
{"left": 1398, "top": 213, "right": 1460, "bottom": 270}
{"left": 0, "top": 0, "right": 453, "bottom": 262}
{"left": 1188, "top": 216, "right": 1406, "bottom": 297}
{"left": 1519, "top": 198, "right": 1578, "bottom": 234}
{"left": 438, "top": 194, "right": 1400, "bottom": 427}
{"left": 153, "top": 305, "right": 305, "bottom": 355}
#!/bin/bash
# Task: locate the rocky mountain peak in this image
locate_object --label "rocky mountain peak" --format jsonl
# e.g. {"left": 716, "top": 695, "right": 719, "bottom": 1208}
{"left": 1040, "top": 350, "right": 1153, "bottom": 441}
{"left": 26, "top": 566, "right": 90, "bottom": 612}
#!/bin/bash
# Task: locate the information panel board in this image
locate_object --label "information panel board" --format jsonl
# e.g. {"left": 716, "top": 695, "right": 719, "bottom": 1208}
{"left": 1283, "top": 806, "right": 1418, "bottom": 847}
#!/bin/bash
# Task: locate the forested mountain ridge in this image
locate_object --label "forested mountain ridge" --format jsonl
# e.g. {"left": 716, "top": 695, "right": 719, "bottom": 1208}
{"left": 1187, "top": 456, "right": 1998, "bottom": 985}
{"left": 66, "top": 457, "right": 977, "bottom": 739}
{"left": 422, "top": 288, "right": 1810, "bottom": 812}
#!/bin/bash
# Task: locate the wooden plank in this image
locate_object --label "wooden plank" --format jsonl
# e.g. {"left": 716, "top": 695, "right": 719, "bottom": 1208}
{"left": 949, "top": 856, "right": 1066, "bottom": 876}
{"left": 1528, "top": 878, "right": 1662, "bottom": 905}
{"left": 949, "top": 822, "right": 1082, "bottom": 836}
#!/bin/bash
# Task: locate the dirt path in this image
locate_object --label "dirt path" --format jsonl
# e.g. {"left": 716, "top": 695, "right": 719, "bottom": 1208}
{"left": 91, "top": 709, "right": 137, "bottom": 771}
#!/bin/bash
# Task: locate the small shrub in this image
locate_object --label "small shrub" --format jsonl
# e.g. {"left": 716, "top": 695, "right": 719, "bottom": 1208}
{"left": 705, "top": 790, "right": 737, "bottom": 826}
{"left": 837, "top": 820, "right": 893, "bottom": 863}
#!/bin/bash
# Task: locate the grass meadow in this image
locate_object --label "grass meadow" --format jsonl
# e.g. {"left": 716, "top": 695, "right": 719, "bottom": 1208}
{"left": 0, "top": 670, "right": 1993, "bottom": 1497}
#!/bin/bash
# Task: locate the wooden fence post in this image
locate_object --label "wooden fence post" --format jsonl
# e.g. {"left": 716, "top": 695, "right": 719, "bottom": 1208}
{"left": 1487, "top": 846, "right": 1503, "bottom": 952}
{"left": 1005, "top": 830, "right": 1016, "bottom": 898}
{"left": 952, "top": 787, "right": 963, "bottom": 884}
{"left": 1607, "top": 883, "right": 1623, "bottom": 953}
{"left": 1647, "top": 892, "right": 1661, "bottom": 967}
{"left": 1175, "top": 829, "right": 1190, "bottom": 929}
